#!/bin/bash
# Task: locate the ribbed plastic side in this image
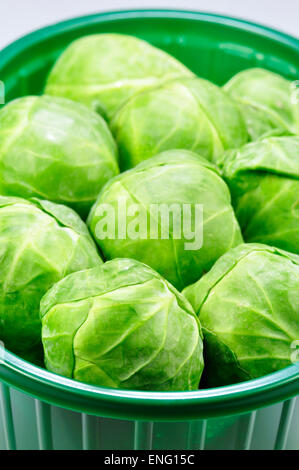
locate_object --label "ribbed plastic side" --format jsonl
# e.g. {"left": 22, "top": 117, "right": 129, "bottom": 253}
{"left": 0, "top": 385, "right": 297, "bottom": 450}
{"left": 0, "top": 383, "right": 16, "bottom": 450}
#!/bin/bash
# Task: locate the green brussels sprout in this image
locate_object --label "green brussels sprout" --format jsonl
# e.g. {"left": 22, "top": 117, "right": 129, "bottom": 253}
{"left": 45, "top": 34, "right": 194, "bottom": 120}
{"left": 88, "top": 150, "right": 243, "bottom": 290}
{"left": 0, "top": 96, "right": 119, "bottom": 218}
{"left": 183, "top": 244, "right": 299, "bottom": 386}
{"left": 217, "top": 136, "right": 299, "bottom": 254}
{"left": 0, "top": 196, "right": 102, "bottom": 361}
{"left": 224, "top": 68, "right": 299, "bottom": 141}
{"left": 41, "top": 258, "right": 204, "bottom": 391}
{"left": 112, "top": 77, "right": 248, "bottom": 170}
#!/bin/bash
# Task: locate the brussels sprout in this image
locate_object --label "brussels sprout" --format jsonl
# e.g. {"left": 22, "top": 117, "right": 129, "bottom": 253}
{"left": 88, "top": 150, "right": 243, "bottom": 290}
{"left": 0, "top": 96, "right": 119, "bottom": 218}
{"left": 224, "top": 68, "right": 299, "bottom": 140}
{"left": 183, "top": 244, "right": 299, "bottom": 386}
{"left": 41, "top": 258, "right": 204, "bottom": 391}
{"left": 45, "top": 34, "right": 194, "bottom": 120}
{"left": 112, "top": 77, "right": 248, "bottom": 170}
{"left": 0, "top": 196, "right": 102, "bottom": 361}
{"left": 217, "top": 136, "right": 299, "bottom": 254}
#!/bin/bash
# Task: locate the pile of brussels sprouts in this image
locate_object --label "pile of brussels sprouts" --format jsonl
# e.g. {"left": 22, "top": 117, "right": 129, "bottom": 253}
{"left": 0, "top": 34, "right": 298, "bottom": 391}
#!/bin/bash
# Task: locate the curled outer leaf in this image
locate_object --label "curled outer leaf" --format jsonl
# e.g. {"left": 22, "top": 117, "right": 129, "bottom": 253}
{"left": 217, "top": 136, "right": 299, "bottom": 255}
{"left": 0, "top": 196, "right": 102, "bottom": 361}
{"left": 45, "top": 34, "right": 194, "bottom": 120}
{"left": 88, "top": 149, "right": 243, "bottom": 290}
{"left": 41, "top": 258, "right": 204, "bottom": 391}
{"left": 112, "top": 77, "right": 248, "bottom": 170}
{"left": 224, "top": 68, "right": 299, "bottom": 141}
{"left": 183, "top": 244, "right": 299, "bottom": 386}
{"left": 0, "top": 95, "right": 119, "bottom": 218}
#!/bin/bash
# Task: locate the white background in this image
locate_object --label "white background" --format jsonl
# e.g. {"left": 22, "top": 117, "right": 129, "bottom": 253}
{"left": 0, "top": 0, "right": 298, "bottom": 50}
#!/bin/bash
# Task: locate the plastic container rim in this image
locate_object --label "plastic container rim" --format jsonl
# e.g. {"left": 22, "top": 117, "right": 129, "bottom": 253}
{"left": 0, "top": 9, "right": 298, "bottom": 418}
{"left": 0, "top": 349, "right": 298, "bottom": 418}
{"left": 0, "top": 8, "right": 298, "bottom": 69}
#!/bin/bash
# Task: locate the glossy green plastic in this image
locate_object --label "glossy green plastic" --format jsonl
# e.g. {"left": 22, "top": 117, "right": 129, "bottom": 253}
{"left": 0, "top": 10, "right": 298, "bottom": 449}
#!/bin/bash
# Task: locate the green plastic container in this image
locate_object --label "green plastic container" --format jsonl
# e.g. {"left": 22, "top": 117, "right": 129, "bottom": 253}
{"left": 0, "top": 9, "right": 298, "bottom": 450}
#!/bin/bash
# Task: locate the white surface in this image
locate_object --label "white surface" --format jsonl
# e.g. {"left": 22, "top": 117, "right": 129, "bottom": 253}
{"left": 0, "top": 0, "right": 298, "bottom": 49}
